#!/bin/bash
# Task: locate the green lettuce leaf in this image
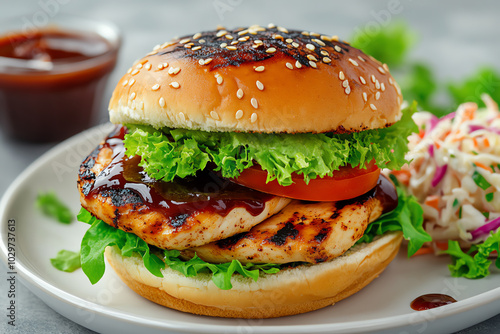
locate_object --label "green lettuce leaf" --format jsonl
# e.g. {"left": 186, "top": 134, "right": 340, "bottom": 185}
{"left": 448, "top": 67, "right": 500, "bottom": 109}
{"left": 356, "top": 175, "right": 431, "bottom": 257}
{"left": 36, "top": 192, "right": 73, "bottom": 224}
{"left": 442, "top": 228, "right": 500, "bottom": 279}
{"left": 78, "top": 208, "right": 281, "bottom": 289}
{"left": 123, "top": 104, "right": 418, "bottom": 186}
{"left": 50, "top": 250, "right": 81, "bottom": 272}
{"left": 78, "top": 208, "right": 165, "bottom": 284}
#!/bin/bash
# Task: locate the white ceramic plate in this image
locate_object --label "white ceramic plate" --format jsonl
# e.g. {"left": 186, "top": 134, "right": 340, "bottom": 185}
{"left": 1, "top": 125, "right": 499, "bottom": 334}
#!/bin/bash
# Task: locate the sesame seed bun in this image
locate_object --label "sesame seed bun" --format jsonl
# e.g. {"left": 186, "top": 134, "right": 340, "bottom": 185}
{"left": 105, "top": 231, "right": 403, "bottom": 318}
{"left": 109, "top": 25, "right": 402, "bottom": 133}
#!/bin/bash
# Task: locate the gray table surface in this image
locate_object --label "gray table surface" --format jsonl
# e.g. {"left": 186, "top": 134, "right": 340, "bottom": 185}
{"left": 1, "top": 0, "right": 499, "bottom": 333}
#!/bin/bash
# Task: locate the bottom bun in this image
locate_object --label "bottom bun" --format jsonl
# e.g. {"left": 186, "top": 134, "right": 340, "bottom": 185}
{"left": 105, "top": 232, "right": 403, "bottom": 319}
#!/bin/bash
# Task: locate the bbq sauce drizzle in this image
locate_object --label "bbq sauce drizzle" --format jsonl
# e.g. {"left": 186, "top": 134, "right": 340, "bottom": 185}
{"left": 85, "top": 126, "right": 274, "bottom": 219}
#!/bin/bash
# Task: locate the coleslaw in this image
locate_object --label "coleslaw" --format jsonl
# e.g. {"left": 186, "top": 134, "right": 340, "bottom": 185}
{"left": 399, "top": 95, "right": 500, "bottom": 248}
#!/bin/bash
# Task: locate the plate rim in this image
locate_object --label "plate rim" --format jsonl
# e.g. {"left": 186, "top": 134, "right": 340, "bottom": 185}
{"left": 1, "top": 124, "right": 500, "bottom": 334}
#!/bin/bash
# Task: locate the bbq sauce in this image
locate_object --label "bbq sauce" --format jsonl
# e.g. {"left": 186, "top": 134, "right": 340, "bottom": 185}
{"left": 0, "top": 28, "right": 119, "bottom": 142}
{"left": 410, "top": 294, "right": 457, "bottom": 311}
{"left": 86, "top": 126, "right": 274, "bottom": 219}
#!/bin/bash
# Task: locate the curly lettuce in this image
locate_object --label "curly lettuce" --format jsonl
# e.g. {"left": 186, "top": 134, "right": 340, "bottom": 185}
{"left": 123, "top": 104, "right": 417, "bottom": 186}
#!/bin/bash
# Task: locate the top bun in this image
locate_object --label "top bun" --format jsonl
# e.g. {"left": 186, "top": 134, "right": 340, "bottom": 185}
{"left": 109, "top": 24, "right": 403, "bottom": 134}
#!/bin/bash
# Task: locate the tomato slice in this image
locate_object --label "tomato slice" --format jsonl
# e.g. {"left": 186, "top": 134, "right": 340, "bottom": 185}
{"left": 232, "top": 161, "right": 380, "bottom": 201}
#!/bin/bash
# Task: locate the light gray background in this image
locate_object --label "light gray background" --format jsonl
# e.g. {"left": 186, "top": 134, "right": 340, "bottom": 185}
{"left": 1, "top": 0, "right": 500, "bottom": 333}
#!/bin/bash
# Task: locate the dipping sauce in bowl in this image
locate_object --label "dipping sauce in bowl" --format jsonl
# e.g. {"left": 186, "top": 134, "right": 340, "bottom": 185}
{"left": 0, "top": 16, "right": 120, "bottom": 142}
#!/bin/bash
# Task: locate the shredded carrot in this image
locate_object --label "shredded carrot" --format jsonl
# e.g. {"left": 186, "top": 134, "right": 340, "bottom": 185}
{"left": 434, "top": 241, "right": 449, "bottom": 251}
{"left": 472, "top": 137, "right": 479, "bottom": 147}
{"left": 418, "top": 128, "right": 426, "bottom": 139}
{"left": 475, "top": 162, "right": 494, "bottom": 173}
{"left": 424, "top": 195, "right": 440, "bottom": 211}
{"left": 412, "top": 246, "right": 434, "bottom": 257}
{"left": 391, "top": 169, "right": 411, "bottom": 186}
{"left": 484, "top": 137, "right": 490, "bottom": 148}
{"left": 435, "top": 141, "right": 441, "bottom": 149}
{"left": 462, "top": 104, "right": 477, "bottom": 121}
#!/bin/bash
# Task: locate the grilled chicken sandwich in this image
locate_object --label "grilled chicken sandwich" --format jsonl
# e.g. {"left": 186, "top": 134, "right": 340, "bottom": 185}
{"left": 77, "top": 24, "right": 425, "bottom": 318}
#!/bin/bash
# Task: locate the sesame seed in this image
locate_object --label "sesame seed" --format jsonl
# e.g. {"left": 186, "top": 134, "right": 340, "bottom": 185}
{"left": 389, "top": 77, "right": 394, "bottom": 85}
{"left": 168, "top": 67, "right": 181, "bottom": 75}
{"left": 334, "top": 45, "right": 342, "bottom": 52}
{"left": 163, "top": 63, "right": 168, "bottom": 68}
{"left": 235, "top": 109, "right": 243, "bottom": 119}
{"left": 220, "top": 42, "right": 228, "bottom": 48}
{"left": 248, "top": 29, "right": 257, "bottom": 35}
{"left": 268, "top": 23, "right": 276, "bottom": 29}
{"left": 136, "top": 63, "right": 143, "bottom": 69}
{"left": 251, "top": 112, "right": 258, "bottom": 123}
{"left": 122, "top": 80, "right": 128, "bottom": 86}
{"left": 363, "top": 92, "right": 368, "bottom": 102}
{"left": 216, "top": 30, "right": 227, "bottom": 37}
{"left": 320, "top": 50, "right": 329, "bottom": 56}
{"left": 322, "top": 57, "right": 331, "bottom": 63}
{"left": 348, "top": 58, "right": 359, "bottom": 66}
{"left": 153, "top": 45, "right": 161, "bottom": 51}
{"left": 251, "top": 98, "right": 258, "bottom": 109}
{"left": 238, "top": 29, "right": 249, "bottom": 36}
{"left": 204, "top": 58, "right": 213, "bottom": 64}
{"left": 180, "top": 38, "right": 190, "bottom": 44}
{"left": 198, "top": 59, "right": 205, "bottom": 65}
{"left": 216, "top": 74, "right": 223, "bottom": 85}
{"left": 307, "top": 54, "right": 318, "bottom": 62}
{"left": 310, "top": 32, "right": 320, "bottom": 37}
{"left": 378, "top": 66, "right": 386, "bottom": 74}
{"left": 159, "top": 97, "right": 166, "bottom": 107}
{"left": 184, "top": 43, "right": 193, "bottom": 48}
{"left": 145, "top": 63, "right": 152, "bottom": 70}
{"left": 193, "top": 32, "right": 202, "bottom": 40}
{"left": 152, "top": 84, "right": 160, "bottom": 91}
{"left": 225, "top": 35, "right": 234, "bottom": 40}
{"left": 295, "top": 60, "right": 302, "bottom": 68}
{"left": 256, "top": 80, "right": 264, "bottom": 90}
{"left": 313, "top": 39, "right": 325, "bottom": 46}
{"left": 320, "top": 35, "right": 332, "bottom": 42}
{"left": 342, "top": 79, "right": 349, "bottom": 88}
{"left": 237, "top": 89, "right": 244, "bottom": 99}
{"left": 129, "top": 92, "right": 136, "bottom": 100}
{"left": 339, "top": 71, "right": 345, "bottom": 80}
{"left": 301, "top": 31, "right": 310, "bottom": 36}
{"left": 383, "top": 63, "right": 390, "bottom": 72}
{"left": 345, "top": 86, "right": 351, "bottom": 95}
{"left": 266, "top": 47, "right": 277, "bottom": 53}
{"left": 309, "top": 61, "right": 317, "bottom": 68}
{"left": 254, "top": 66, "right": 265, "bottom": 72}
{"left": 357, "top": 56, "right": 365, "bottom": 62}
{"left": 376, "top": 80, "right": 381, "bottom": 90}
{"left": 371, "top": 75, "right": 376, "bottom": 83}
{"left": 370, "top": 104, "right": 377, "bottom": 111}
{"left": 254, "top": 40, "right": 263, "bottom": 44}
{"left": 285, "top": 38, "right": 293, "bottom": 43}
{"left": 210, "top": 110, "right": 220, "bottom": 120}
{"left": 360, "top": 76, "right": 366, "bottom": 84}
{"left": 192, "top": 46, "right": 202, "bottom": 51}
{"left": 397, "top": 96, "right": 401, "bottom": 105}
{"left": 376, "top": 92, "right": 381, "bottom": 100}
{"left": 273, "top": 34, "right": 283, "bottom": 40}
{"left": 331, "top": 35, "right": 339, "bottom": 41}
{"left": 292, "top": 42, "right": 299, "bottom": 48}
{"left": 286, "top": 62, "right": 293, "bottom": 70}
{"left": 157, "top": 63, "right": 164, "bottom": 70}
{"left": 179, "top": 112, "right": 186, "bottom": 122}
{"left": 199, "top": 39, "right": 206, "bottom": 44}
{"left": 231, "top": 41, "right": 238, "bottom": 45}
{"left": 306, "top": 43, "right": 315, "bottom": 51}
{"left": 131, "top": 69, "right": 139, "bottom": 75}
{"left": 170, "top": 82, "right": 180, "bottom": 89}
{"left": 238, "top": 36, "right": 250, "bottom": 42}
{"left": 128, "top": 79, "right": 135, "bottom": 86}
{"left": 381, "top": 83, "right": 386, "bottom": 91}
{"left": 277, "top": 26, "right": 288, "bottom": 33}
{"left": 227, "top": 46, "right": 237, "bottom": 51}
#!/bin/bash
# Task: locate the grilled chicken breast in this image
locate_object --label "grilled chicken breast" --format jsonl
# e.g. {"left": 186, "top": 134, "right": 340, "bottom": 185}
{"left": 184, "top": 195, "right": 386, "bottom": 264}
{"left": 78, "top": 140, "right": 291, "bottom": 250}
